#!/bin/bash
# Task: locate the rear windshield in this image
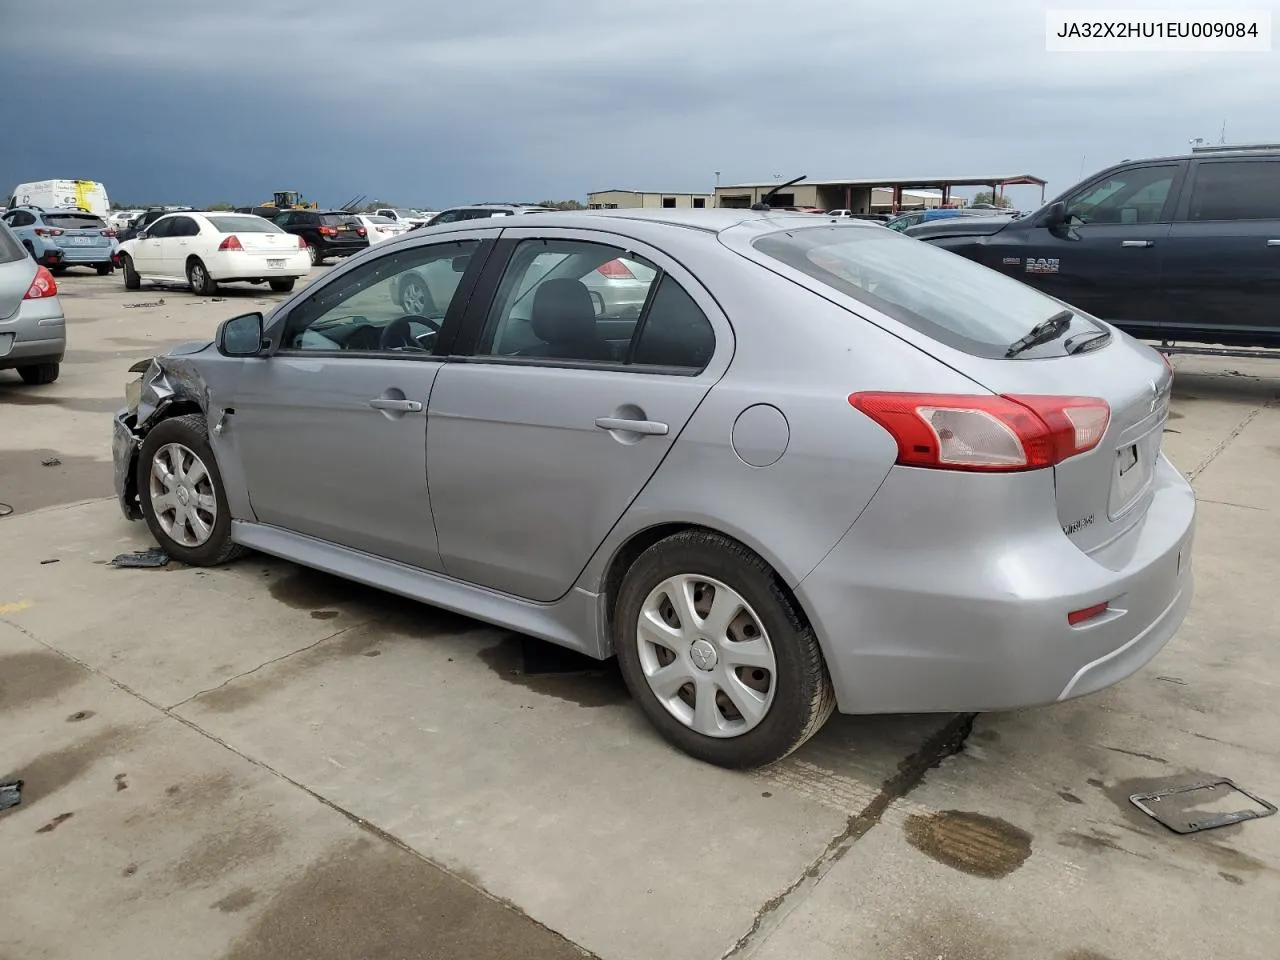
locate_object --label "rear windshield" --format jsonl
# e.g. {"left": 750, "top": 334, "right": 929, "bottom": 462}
{"left": 206, "top": 216, "right": 283, "bottom": 233}
{"left": 44, "top": 213, "right": 106, "bottom": 231}
{"left": 0, "top": 223, "right": 25, "bottom": 263}
{"left": 751, "top": 225, "right": 1102, "bottom": 358}
{"left": 320, "top": 214, "right": 358, "bottom": 226}
{"left": 366, "top": 215, "right": 396, "bottom": 224}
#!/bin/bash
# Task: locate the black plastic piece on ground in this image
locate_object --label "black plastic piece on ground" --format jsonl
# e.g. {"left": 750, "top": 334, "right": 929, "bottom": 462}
{"left": 0, "top": 779, "right": 23, "bottom": 811}
{"left": 109, "top": 547, "right": 171, "bottom": 569}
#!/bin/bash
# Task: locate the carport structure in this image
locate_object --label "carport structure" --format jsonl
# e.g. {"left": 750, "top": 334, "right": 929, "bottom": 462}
{"left": 715, "top": 174, "right": 1048, "bottom": 213}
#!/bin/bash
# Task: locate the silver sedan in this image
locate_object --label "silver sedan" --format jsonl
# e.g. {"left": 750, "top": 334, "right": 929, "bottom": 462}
{"left": 111, "top": 209, "right": 1194, "bottom": 768}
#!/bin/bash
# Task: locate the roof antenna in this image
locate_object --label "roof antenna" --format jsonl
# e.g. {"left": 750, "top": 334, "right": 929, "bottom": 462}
{"left": 751, "top": 174, "right": 807, "bottom": 211}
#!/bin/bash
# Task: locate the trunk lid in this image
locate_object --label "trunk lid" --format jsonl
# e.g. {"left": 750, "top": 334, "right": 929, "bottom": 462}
{"left": 953, "top": 336, "right": 1172, "bottom": 554}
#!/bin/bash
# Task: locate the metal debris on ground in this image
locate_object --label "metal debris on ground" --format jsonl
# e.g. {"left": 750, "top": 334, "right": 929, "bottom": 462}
{"left": 0, "top": 503, "right": 12, "bottom": 518}
{"left": 123, "top": 299, "right": 166, "bottom": 309}
{"left": 1130, "top": 777, "right": 1277, "bottom": 835}
{"left": 41, "top": 457, "right": 61, "bottom": 466}
{"left": 0, "top": 779, "right": 22, "bottom": 812}
{"left": 39, "top": 559, "right": 59, "bottom": 565}
{"left": 108, "top": 547, "right": 171, "bottom": 569}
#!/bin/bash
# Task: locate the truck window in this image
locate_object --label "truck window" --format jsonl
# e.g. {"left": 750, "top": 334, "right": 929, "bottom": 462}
{"left": 1186, "top": 161, "right": 1280, "bottom": 221}
{"left": 1065, "top": 165, "right": 1177, "bottom": 225}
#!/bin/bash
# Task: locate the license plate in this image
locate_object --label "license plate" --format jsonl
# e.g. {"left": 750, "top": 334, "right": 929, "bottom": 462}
{"left": 267, "top": 258, "right": 285, "bottom": 267}
{"left": 72, "top": 236, "right": 93, "bottom": 245}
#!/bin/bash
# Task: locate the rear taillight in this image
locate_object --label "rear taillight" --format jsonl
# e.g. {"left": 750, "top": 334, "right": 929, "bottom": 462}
{"left": 101, "top": 229, "right": 117, "bottom": 237}
{"left": 1068, "top": 602, "right": 1110, "bottom": 626}
{"left": 596, "top": 259, "right": 635, "bottom": 279}
{"left": 1159, "top": 350, "right": 1174, "bottom": 378}
{"left": 23, "top": 265, "right": 58, "bottom": 300}
{"left": 218, "top": 235, "right": 243, "bottom": 251}
{"left": 297, "top": 236, "right": 307, "bottom": 249}
{"left": 318, "top": 225, "right": 337, "bottom": 237}
{"left": 848, "top": 392, "right": 1111, "bottom": 472}
{"left": 33, "top": 227, "right": 64, "bottom": 237}
{"left": 356, "top": 227, "right": 367, "bottom": 237}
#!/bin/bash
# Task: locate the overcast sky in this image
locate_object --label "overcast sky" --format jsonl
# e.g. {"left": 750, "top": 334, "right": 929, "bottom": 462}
{"left": 2, "top": 0, "right": 1276, "bottom": 209}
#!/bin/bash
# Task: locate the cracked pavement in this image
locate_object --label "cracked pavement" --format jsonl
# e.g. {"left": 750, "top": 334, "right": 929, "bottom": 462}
{"left": 2, "top": 273, "right": 1278, "bottom": 959}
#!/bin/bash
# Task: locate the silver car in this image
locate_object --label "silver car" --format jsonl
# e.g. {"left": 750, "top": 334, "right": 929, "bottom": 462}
{"left": 110, "top": 210, "right": 1194, "bottom": 769}
{"left": 0, "top": 222, "right": 66, "bottom": 385}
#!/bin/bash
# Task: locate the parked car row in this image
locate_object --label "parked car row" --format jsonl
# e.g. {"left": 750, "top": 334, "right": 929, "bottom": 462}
{"left": 1, "top": 205, "right": 120, "bottom": 275}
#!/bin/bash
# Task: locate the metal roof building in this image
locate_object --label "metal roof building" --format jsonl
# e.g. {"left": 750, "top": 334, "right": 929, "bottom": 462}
{"left": 714, "top": 174, "right": 1048, "bottom": 212}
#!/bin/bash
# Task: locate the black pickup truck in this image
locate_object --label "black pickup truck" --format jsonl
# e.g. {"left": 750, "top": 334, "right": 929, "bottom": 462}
{"left": 906, "top": 148, "right": 1280, "bottom": 349}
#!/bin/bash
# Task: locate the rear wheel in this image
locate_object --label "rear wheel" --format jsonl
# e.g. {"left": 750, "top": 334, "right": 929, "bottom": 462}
{"left": 136, "top": 414, "right": 244, "bottom": 566}
{"left": 306, "top": 242, "right": 323, "bottom": 266}
{"left": 269, "top": 278, "right": 296, "bottom": 293}
{"left": 186, "top": 257, "right": 218, "bottom": 296}
{"left": 122, "top": 254, "right": 140, "bottom": 290}
{"left": 613, "top": 530, "right": 836, "bottom": 769}
{"left": 17, "top": 363, "right": 60, "bottom": 385}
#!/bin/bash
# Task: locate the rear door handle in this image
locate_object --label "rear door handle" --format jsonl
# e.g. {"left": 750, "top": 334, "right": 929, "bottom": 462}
{"left": 369, "top": 398, "right": 422, "bottom": 413}
{"left": 1121, "top": 240, "right": 1153, "bottom": 248}
{"left": 595, "top": 417, "right": 668, "bottom": 436}
{"left": 1267, "top": 240, "right": 1280, "bottom": 246}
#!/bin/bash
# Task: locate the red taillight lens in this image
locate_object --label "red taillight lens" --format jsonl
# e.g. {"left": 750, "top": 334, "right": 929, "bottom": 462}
{"left": 356, "top": 227, "right": 366, "bottom": 237}
{"left": 848, "top": 392, "right": 1110, "bottom": 472}
{"left": 297, "top": 236, "right": 307, "bottom": 249}
{"left": 1068, "top": 602, "right": 1110, "bottom": 626}
{"left": 318, "top": 225, "right": 337, "bottom": 237}
{"left": 596, "top": 259, "right": 635, "bottom": 279}
{"left": 218, "top": 235, "right": 243, "bottom": 251}
{"left": 101, "top": 229, "right": 117, "bottom": 237}
{"left": 34, "top": 227, "right": 64, "bottom": 237}
{"left": 23, "top": 265, "right": 58, "bottom": 300}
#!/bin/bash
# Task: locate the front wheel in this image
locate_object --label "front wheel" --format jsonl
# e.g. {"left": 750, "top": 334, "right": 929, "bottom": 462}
{"left": 269, "top": 278, "right": 295, "bottom": 293}
{"left": 186, "top": 257, "right": 218, "bottom": 296}
{"left": 136, "top": 414, "right": 244, "bottom": 566}
{"left": 18, "top": 362, "right": 60, "bottom": 385}
{"left": 122, "top": 254, "right": 141, "bottom": 290}
{"left": 613, "top": 530, "right": 836, "bottom": 769}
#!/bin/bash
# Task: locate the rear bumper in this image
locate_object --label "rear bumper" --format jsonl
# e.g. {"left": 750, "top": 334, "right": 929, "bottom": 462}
{"left": 796, "top": 455, "right": 1195, "bottom": 714}
{"left": 112, "top": 410, "right": 143, "bottom": 520}
{"left": 319, "top": 241, "right": 369, "bottom": 258}
{"left": 207, "top": 250, "right": 311, "bottom": 280}
{"left": 54, "top": 246, "right": 114, "bottom": 264}
{"left": 0, "top": 299, "right": 66, "bottom": 369}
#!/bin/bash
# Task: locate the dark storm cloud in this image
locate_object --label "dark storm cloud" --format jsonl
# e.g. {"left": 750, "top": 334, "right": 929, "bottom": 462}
{"left": 1, "top": 0, "right": 1275, "bottom": 207}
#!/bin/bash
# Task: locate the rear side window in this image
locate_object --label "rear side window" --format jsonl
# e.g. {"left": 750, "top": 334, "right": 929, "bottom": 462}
{"left": 0, "top": 222, "right": 25, "bottom": 263}
{"left": 206, "top": 216, "right": 283, "bottom": 233}
{"left": 43, "top": 213, "right": 106, "bottom": 230}
{"left": 1186, "top": 161, "right": 1280, "bottom": 221}
{"left": 752, "top": 225, "right": 1102, "bottom": 359}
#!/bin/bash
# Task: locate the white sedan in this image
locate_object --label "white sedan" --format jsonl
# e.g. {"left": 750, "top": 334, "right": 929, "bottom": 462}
{"left": 355, "top": 214, "right": 409, "bottom": 245}
{"left": 117, "top": 211, "right": 311, "bottom": 296}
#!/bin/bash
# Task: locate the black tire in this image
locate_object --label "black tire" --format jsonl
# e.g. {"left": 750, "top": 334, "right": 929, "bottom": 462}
{"left": 122, "top": 254, "right": 141, "bottom": 290}
{"left": 306, "top": 243, "right": 323, "bottom": 266}
{"left": 186, "top": 257, "right": 218, "bottom": 296}
{"left": 269, "top": 278, "right": 295, "bottom": 293}
{"left": 96, "top": 263, "right": 114, "bottom": 276}
{"left": 613, "top": 530, "right": 836, "bottom": 769}
{"left": 136, "top": 413, "right": 244, "bottom": 566}
{"left": 17, "top": 363, "right": 59, "bottom": 385}
{"left": 50, "top": 264, "right": 67, "bottom": 276}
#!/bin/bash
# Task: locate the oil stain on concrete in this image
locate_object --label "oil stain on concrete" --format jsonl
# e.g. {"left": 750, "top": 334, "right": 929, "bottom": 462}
{"left": 479, "top": 636, "right": 630, "bottom": 708}
{"left": 903, "top": 810, "right": 1033, "bottom": 879}
{"left": 0, "top": 726, "right": 132, "bottom": 815}
{"left": 172, "top": 820, "right": 284, "bottom": 889}
{"left": 0, "top": 650, "right": 86, "bottom": 715}
{"left": 0, "top": 449, "right": 112, "bottom": 513}
{"left": 221, "top": 837, "right": 588, "bottom": 960}
{"left": 212, "top": 888, "right": 257, "bottom": 913}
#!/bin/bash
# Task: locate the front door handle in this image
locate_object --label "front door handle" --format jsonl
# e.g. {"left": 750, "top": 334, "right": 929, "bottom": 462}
{"left": 1267, "top": 239, "right": 1280, "bottom": 246}
{"left": 1121, "top": 240, "right": 1153, "bottom": 248}
{"left": 369, "top": 398, "right": 422, "bottom": 413}
{"left": 595, "top": 417, "right": 668, "bottom": 436}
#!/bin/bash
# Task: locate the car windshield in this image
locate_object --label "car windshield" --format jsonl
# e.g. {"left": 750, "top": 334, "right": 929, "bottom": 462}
{"left": 206, "top": 216, "right": 283, "bottom": 233}
{"left": 44, "top": 213, "right": 106, "bottom": 231}
{"left": 752, "top": 225, "right": 1102, "bottom": 358}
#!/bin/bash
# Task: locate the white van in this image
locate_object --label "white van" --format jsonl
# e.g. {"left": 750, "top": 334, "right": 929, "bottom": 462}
{"left": 7, "top": 180, "right": 111, "bottom": 217}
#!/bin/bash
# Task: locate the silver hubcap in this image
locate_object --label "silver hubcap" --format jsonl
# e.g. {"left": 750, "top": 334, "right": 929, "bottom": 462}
{"left": 190, "top": 265, "right": 205, "bottom": 288}
{"left": 308, "top": 244, "right": 318, "bottom": 264}
{"left": 636, "top": 575, "right": 777, "bottom": 739}
{"left": 402, "top": 280, "right": 426, "bottom": 314}
{"left": 149, "top": 442, "right": 217, "bottom": 547}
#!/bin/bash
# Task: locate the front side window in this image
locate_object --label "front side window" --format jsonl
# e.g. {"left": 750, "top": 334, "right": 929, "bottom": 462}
{"left": 477, "top": 238, "right": 714, "bottom": 371}
{"left": 1186, "top": 161, "right": 1280, "bottom": 221}
{"left": 1065, "top": 164, "right": 1177, "bottom": 225}
{"left": 146, "top": 217, "right": 176, "bottom": 239}
{"left": 279, "top": 239, "right": 480, "bottom": 354}
{"left": 167, "top": 216, "right": 199, "bottom": 237}
{"left": 752, "top": 225, "right": 1104, "bottom": 359}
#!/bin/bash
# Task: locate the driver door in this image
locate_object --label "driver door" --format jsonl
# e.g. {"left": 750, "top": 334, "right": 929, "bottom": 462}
{"left": 224, "top": 234, "right": 496, "bottom": 571}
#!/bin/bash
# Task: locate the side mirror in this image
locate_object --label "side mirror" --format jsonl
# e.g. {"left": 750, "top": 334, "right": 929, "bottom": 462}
{"left": 1043, "top": 201, "right": 1068, "bottom": 229}
{"left": 217, "top": 312, "right": 265, "bottom": 357}
{"left": 136, "top": 231, "right": 148, "bottom": 240}
{"left": 451, "top": 255, "right": 471, "bottom": 273}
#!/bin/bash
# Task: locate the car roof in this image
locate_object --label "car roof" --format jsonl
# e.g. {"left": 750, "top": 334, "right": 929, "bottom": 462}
{"left": 417, "top": 207, "right": 883, "bottom": 236}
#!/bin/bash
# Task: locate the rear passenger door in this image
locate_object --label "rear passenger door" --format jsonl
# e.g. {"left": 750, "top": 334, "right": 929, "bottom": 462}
{"left": 425, "top": 228, "right": 730, "bottom": 602}
{"left": 1159, "top": 157, "right": 1280, "bottom": 346}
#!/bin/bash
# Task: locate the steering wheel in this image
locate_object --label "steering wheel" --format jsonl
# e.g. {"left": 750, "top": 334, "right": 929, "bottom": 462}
{"left": 378, "top": 314, "right": 442, "bottom": 351}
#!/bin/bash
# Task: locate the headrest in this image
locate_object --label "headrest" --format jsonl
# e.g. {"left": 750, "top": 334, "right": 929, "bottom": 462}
{"left": 531, "top": 278, "right": 596, "bottom": 343}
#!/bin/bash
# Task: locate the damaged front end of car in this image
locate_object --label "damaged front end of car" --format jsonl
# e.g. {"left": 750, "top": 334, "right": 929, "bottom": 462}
{"left": 112, "top": 342, "right": 216, "bottom": 520}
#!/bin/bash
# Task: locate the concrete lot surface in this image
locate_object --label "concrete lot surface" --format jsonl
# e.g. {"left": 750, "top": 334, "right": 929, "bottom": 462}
{"left": 2, "top": 270, "right": 1278, "bottom": 959}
